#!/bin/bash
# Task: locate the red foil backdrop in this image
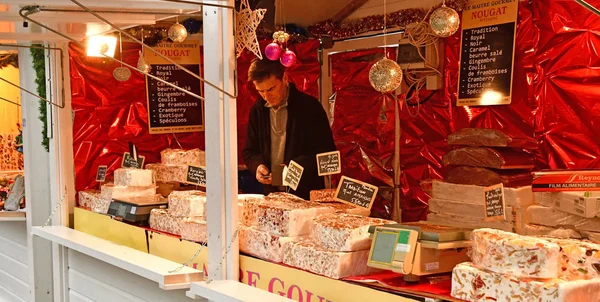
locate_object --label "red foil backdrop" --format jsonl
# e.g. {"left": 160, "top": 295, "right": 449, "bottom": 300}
{"left": 71, "top": 0, "right": 600, "bottom": 221}
{"left": 70, "top": 40, "right": 320, "bottom": 192}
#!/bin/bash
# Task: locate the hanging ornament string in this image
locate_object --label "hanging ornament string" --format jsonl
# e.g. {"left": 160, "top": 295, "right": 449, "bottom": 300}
{"left": 113, "top": 32, "right": 131, "bottom": 82}
{"left": 383, "top": 0, "right": 387, "bottom": 58}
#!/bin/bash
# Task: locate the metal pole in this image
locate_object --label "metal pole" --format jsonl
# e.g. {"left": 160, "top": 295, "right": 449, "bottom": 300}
{"left": 0, "top": 96, "right": 21, "bottom": 106}
{"left": 575, "top": 0, "right": 600, "bottom": 17}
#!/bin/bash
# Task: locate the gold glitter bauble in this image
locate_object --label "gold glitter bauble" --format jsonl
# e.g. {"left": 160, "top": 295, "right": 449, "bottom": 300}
{"left": 429, "top": 5, "right": 460, "bottom": 38}
{"left": 137, "top": 51, "right": 151, "bottom": 74}
{"left": 277, "top": 35, "right": 286, "bottom": 44}
{"left": 273, "top": 31, "right": 281, "bottom": 40}
{"left": 113, "top": 67, "right": 131, "bottom": 82}
{"left": 168, "top": 22, "right": 188, "bottom": 43}
{"left": 369, "top": 58, "right": 403, "bottom": 93}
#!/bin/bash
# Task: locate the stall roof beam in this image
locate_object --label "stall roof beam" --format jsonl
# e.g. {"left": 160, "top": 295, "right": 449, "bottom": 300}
{"left": 331, "top": 0, "right": 369, "bottom": 23}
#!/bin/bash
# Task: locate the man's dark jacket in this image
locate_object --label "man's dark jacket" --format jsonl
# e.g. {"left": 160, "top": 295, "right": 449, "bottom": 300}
{"left": 242, "top": 83, "right": 336, "bottom": 199}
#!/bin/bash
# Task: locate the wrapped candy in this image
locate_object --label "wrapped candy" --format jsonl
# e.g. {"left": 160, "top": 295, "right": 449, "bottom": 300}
{"left": 451, "top": 262, "right": 600, "bottom": 302}
{"left": 168, "top": 190, "right": 206, "bottom": 217}
{"left": 239, "top": 225, "right": 302, "bottom": 263}
{"left": 283, "top": 239, "right": 379, "bottom": 279}
{"left": 145, "top": 163, "right": 187, "bottom": 183}
{"left": 312, "top": 213, "right": 393, "bottom": 252}
{"left": 243, "top": 196, "right": 334, "bottom": 236}
{"left": 149, "top": 209, "right": 184, "bottom": 235}
{"left": 309, "top": 189, "right": 336, "bottom": 202}
{"left": 526, "top": 206, "right": 600, "bottom": 232}
{"left": 470, "top": 228, "right": 560, "bottom": 278}
{"left": 78, "top": 190, "right": 100, "bottom": 208}
{"left": 114, "top": 168, "right": 154, "bottom": 187}
{"left": 160, "top": 148, "right": 205, "bottom": 166}
{"left": 431, "top": 180, "right": 533, "bottom": 208}
{"left": 180, "top": 217, "right": 207, "bottom": 242}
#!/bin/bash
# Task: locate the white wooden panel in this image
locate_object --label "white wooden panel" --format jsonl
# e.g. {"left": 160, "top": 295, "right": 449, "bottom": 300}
{"left": 0, "top": 221, "right": 27, "bottom": 246}
{"left": 69, "top": 269, "right": 144, "bottom": 302}
{"left": 0, "top": 231, "right": 28, "bottom": 265}
{"left": 0, "top": 282, "right": 26, "bottom": 302}
{"left": 0, "top": 267, "right": 29, "bottom": 299}
{"left": 69, "top": 290, "right": 95, "bottom": 302}
{"left": 68, "top": 250, "right": 189, "bottom": 302}
{"left": 0, "top": 247, "right": 28, "bottom": 283}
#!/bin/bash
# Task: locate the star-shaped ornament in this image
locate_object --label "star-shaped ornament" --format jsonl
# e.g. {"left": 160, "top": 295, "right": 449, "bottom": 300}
{"left": 236, "top": 0, "right": 266, "bottom": 59}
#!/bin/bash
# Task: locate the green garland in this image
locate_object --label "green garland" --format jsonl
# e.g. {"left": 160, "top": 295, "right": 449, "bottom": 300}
{"left": 0, "top": 54, "right": 18, "bottom": 69}
{"left": 30, "top": 45, "right": 49, "bottom": 152}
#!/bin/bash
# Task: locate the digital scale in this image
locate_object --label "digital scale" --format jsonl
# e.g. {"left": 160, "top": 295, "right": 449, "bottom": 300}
{"left": 107, "top": 197, "right": 167, "bottom": 224}
{"left": 367, "top": 223, "right": 472, "bottom": 282}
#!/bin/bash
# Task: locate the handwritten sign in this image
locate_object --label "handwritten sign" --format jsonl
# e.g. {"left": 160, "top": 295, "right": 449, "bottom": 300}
{"left": 186, "top": 165, "right": 206, "bottom": 186}
{"left": 317, "top": 151, "right": 341, "bottom": 176}
{"left": 334, "top": 176, "right": 378, "bottom": 210}
{"left": 96, "top": 165, "right": 107, "bottom": 182}
{"left": 484, "top": 183, "right": 506, "bottom": 221}
{"left": 121, "top": 152, "right": 145, "bottom": 169}
{"left": 145, "top": 41, "right": 204, "bottom": 134}
{"left": 283, "top": 160, "right": 304, "bottom": 191}
{"left": 457, "top": 0, "right": 519, "bottom": 106}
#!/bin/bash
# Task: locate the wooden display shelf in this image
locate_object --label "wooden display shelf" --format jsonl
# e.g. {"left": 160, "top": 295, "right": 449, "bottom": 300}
{"left": 32, "top": 225, "right": 203, "bottom": 290}
{"left": 0, "top": 210, "right": 25, "bottom": 221}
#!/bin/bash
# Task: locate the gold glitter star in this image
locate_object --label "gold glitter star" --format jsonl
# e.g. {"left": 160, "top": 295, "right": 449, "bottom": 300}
{"left": 236, "top": 0, "right": 266, "bottom": 59}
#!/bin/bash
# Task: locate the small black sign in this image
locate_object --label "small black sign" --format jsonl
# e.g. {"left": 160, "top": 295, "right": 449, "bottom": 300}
{"left": 96, "top": 165, "right": 107, "bottom": 182}
{"left": 484, "top": 183, "right": 506, "bottom": 221}
{"left": 186, "top": 165, "right": 206, "bottom": 186}
{"left": 122, "top": 152, "right": 145, "bottom": 169}
{"left": 334, "top": 176, "right": 378, "bottom": 210}
{"left": 317, "top": 151, "right": 341, "bottom": 176}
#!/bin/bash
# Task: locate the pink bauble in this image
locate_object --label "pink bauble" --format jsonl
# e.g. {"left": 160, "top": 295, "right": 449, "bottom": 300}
{"left": 265, "top": 43, "right": 283, "bottom": 61}
{"left": 280, "top": 50, "right": 296, "bottom": 67}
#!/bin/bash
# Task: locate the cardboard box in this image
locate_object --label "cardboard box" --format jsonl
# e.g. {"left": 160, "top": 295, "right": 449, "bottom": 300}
{"left": 533, "top": 170, "right": 600, "bottom": 192}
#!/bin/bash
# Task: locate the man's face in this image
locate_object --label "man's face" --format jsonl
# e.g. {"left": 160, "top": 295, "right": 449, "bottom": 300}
{"left": 253, "top": 75, "right": 288, "bottom": 107}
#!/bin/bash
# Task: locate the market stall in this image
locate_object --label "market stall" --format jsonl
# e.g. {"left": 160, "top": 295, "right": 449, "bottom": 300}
{"left": 4, "top": 0, "right": 600, "bottom": 301}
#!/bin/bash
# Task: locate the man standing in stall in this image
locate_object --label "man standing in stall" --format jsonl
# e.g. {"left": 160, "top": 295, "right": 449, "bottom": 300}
{"left": 243, "top": 58, "right": 336, "bottom": 200}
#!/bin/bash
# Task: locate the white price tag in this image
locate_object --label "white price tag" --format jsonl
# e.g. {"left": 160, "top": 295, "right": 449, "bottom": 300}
{"left": 395, "top": 243, "right": 410, "bottom": 253}
{"left": 425, "top": 262, "right": 440, "bottom": 271}
{"left": 130, "top": 206, "right": 137, "bottom": 215}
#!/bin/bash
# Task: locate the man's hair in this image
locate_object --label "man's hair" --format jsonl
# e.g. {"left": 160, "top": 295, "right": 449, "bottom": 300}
{"left": 248, "top": 58, "right": 285, "bottom": 82}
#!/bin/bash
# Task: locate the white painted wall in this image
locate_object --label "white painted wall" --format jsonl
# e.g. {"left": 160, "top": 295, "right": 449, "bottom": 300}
{"left": 0, "top": 221, "right": 29, "bottom": 302}
{"left": 67, "top": 250, "right": 191, "bottom": 302}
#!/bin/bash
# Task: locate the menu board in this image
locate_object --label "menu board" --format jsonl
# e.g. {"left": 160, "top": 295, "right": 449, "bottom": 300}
{"left": 484, "top": 183, "right": 506, "bottom": 221}
{"left": 95, "top": 165, "right": 107, "bottom": 182}
{"left": 145, "top": 40, "right": 204, "bottom": 134}
{"left": 186, "top": 165, "right": 206, "bottom": 186}
{"left": 316, "top": 151, "right": 341, "bottom": 176}
{"left": 334, "top": 176, "right": 378, "bottom": 210}
{"left": 457, "top": 0, "right": 519, "bottom": 106}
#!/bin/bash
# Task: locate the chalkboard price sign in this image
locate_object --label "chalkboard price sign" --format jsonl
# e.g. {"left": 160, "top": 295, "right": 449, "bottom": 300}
{"left": 457, "top": 0, "right": 519, "bottom": 106}
{"left": 96, "top": 165, "right": 107, "bottom": 182}
{"left": 283, "top": 160, "right": 304, "bottom": 191}
{"left": 484, "top": 183, "right": 506, "bottom": 221}
{"left": 317, "top": 151, "right": 341, "bottom": 176}
{"left": 121, "top": 152, "right": 145, "bottom": 169}
{"left": 334, "top": 176, "right": 378, "bottom": 210}
{"left": 186, "top": 165, "right": 206, "bottom": 186}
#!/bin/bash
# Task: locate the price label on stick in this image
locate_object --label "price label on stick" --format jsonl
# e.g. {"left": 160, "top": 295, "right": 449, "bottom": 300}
{"left": 121, "top": 152, "right": 145, "bottom": 169}
{"left": 316, "top": 151, "right": 341, "bottom": 176}
{"left": 283, "top": 160, "right": 304, "bottom": 191}
{"left": 186, "top": 165, "right": 206, "bottom": 186}
{"left": 483, "top": 183, "right": 506, "bottom": 221}
{"left": 334, "top": 176, "right": 378, "bottom": 210}
{"left": 96, "top": 165, "right": 107, "bottom": 182}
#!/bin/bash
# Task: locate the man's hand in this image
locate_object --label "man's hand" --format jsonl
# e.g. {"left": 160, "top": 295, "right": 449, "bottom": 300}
{"left": 256, "top": 164, "right": 272, "bottom": 185}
